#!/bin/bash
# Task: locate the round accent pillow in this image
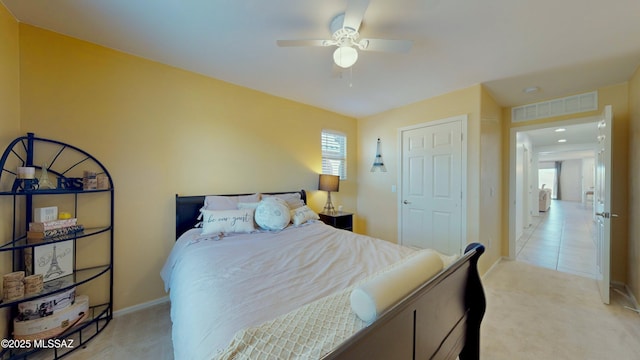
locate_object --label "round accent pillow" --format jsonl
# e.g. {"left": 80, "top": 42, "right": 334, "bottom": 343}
{"left": 254, "top": 198, "right": 291, "bottom": 231}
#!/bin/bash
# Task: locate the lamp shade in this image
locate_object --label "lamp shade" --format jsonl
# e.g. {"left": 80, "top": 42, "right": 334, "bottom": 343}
{"left": 318, "top": 174, "right": 340, "bottom": 192}
{"left": 333, "top": 46, "right": 358, "bottom": 68}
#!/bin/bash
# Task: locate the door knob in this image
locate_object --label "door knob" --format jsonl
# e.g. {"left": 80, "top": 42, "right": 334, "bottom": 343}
{"left": 403, "top": 200, "right": 411, "bottom": 204}
{"left": 595, "top": 212, "right": 610, "bottom": 219}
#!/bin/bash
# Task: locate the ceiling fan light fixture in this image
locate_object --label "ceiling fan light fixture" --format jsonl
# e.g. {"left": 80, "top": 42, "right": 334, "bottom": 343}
{"left": 333, "top": 46, "right": 358, "bottom": 68}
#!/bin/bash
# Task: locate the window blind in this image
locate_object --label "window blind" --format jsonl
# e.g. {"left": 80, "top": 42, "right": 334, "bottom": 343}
{"left": 321, "top": 130, "right": 347, "bottom": 180}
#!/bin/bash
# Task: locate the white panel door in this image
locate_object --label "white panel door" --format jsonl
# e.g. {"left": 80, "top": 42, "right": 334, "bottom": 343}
{"left": 595, "top": 105, "right": 613, "bottom": 304}
{"left": 400, "top": 119, "right": 463, "bottom": 255}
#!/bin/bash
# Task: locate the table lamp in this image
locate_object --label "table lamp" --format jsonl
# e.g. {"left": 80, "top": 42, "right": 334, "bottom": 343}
{"left": 318, "top": 174, "right": 340, "bottom": 214}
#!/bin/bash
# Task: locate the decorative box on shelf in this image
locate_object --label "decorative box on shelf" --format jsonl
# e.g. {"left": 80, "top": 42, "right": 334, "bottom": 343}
{"left": 33, "top": 206, "right": 58, "bottom": 223}
{"left": 16, "top": 287, "right": 76, "bottom": 321}
{"left": 29, "top": 218, "right": 77, "bottom": 232}
{"left": 14, "top": 295, "right": 89, "bottom": 341}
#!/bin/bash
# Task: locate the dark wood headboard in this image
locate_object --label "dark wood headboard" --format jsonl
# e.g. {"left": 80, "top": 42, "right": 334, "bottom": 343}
{"left": 175, "top": 190, "right": 307, "bottom": 240}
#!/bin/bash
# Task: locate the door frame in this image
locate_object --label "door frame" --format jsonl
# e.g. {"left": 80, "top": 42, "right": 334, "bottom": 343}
{"left": 508, "top": 115, "right": 600, "bottom": 259}
{"left": 523, "top": 145, "right": 531, "bottom": 229}
{"left": 595, "top": 105, "right": 613, "bottom": 304}
{"left": 397, "top": 114, "right": 468, "bottom": 254}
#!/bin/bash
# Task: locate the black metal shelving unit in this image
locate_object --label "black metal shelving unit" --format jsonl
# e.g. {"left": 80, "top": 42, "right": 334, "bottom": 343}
{"left": 0, "top": 133, "right": 113, "bottom": 359}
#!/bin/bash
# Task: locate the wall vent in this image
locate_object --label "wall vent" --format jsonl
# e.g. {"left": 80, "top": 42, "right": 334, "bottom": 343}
{"left": 511, "top": 91, "right": 598, "bottom": 122}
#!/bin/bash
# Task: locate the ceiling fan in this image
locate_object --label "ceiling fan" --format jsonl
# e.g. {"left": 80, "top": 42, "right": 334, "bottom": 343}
{"left": 277, "top": 0, "right": 413, "bottom": 69}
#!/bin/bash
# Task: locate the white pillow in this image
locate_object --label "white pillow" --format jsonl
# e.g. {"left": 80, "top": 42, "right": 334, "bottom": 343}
{"left": 237, "top": 202, "right": 260, "bottom": 210}
{"left": 291, "top": 205, "right": 319, "bottom": 226}
{"left": 254, "top": 198, "right": 291, "bottom": 231}
{"left": 201, "top": 209, "right": 255, "bottom": 234}
{"left": 203, "top": 193, "right": 260, "bottom": 210}
{"left": 350, "top": 249, "right": 444, "bottom": 323}
{"left": 261, "top": 193, "right": 305, "bottom": 209}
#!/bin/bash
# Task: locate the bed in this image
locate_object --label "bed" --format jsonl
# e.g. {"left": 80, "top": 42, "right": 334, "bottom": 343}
{"left": 162, "top": 190, "right": 486, "bottom": 360}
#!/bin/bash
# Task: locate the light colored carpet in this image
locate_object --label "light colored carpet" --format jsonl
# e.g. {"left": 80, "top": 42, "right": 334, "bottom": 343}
{"left": 28, "top": 301, "right": 173, "bottom": 359}
{"left": 481, "top": 260, "right": 640, "bottom": 360}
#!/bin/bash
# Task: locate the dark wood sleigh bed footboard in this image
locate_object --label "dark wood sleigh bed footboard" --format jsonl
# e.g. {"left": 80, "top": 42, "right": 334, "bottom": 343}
{"left": 323, "top": 242, "right": 486, "bottom": 360}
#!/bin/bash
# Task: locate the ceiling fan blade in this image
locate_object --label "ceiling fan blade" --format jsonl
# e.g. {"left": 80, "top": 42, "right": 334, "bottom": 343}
{"left": 343, "top": 0, "right": 370, "bottom": 31}
{"left": 277, "top": 39, "right": 329, "bottom": 47}
{"left": 361, "top": 39, "right": 413, "bottom": 53}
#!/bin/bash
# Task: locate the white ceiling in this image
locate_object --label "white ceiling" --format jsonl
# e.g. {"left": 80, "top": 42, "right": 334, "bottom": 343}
{"left": 3, "top": 0, "right": 640, "bottom": 118}
{"left": 524, "top": 121, "right": 599, "bottom": 161}
{"left": 525, "top": 122, "right": 597, "bottom": 148}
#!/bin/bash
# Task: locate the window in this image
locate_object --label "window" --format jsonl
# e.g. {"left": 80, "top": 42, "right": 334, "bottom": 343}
{"left": 321, "top": 130, "right": 347, "bottom": 180}
{"left": 538, "top": 168, "right": 556, "bottom": 199}
{"left": 538, "top": 161, "right": 557, "bottom": 199}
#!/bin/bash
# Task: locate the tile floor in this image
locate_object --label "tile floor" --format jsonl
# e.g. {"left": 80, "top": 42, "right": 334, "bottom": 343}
{"left": 516, "top": 199, "right": 597, "bottom": 278}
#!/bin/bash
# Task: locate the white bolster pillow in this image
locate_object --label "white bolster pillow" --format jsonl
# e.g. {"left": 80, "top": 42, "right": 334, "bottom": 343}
{"left": 350, "top": 249, "right": 444, "bottom": 323}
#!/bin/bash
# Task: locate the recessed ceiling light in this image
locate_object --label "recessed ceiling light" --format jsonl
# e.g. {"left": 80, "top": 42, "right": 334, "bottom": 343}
{"left": 558, "top": 139, "right": 567, "bottom": 143}
{"left": 523, "top": 86, "right": 540, "bottom": 94}
{"left": 555, "top": 128, "right": 566, "bottom": 132}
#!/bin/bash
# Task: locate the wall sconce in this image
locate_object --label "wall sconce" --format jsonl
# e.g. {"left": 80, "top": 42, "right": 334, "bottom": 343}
{"left": 318, "top": 174, "right": 340, "bottom": 214}
{"left": 371, "top": 138, "right": 387, "bottom": 172}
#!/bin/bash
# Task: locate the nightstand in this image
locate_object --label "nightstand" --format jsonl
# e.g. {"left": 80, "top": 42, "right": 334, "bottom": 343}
{"left": 319, "top": 211, "right": 353, "bottom": 231}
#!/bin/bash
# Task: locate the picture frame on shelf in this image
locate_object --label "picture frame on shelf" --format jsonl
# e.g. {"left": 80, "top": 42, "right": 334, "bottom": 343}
{"left": 26, "top": 240, "right": 74, "bottom": 282}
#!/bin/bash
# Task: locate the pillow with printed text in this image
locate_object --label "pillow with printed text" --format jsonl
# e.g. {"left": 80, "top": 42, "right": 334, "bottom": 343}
{"left": 201, "top": 208, "right": 255, "bottom": 234}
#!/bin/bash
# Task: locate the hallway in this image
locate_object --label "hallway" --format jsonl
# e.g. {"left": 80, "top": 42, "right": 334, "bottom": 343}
{"left": 516, "top": 199, "right": 596, "bottom": 278}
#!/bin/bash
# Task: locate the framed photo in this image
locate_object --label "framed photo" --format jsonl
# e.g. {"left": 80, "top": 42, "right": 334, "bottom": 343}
{"left": 32, "top": 240, "right": 74, "bottom": 282}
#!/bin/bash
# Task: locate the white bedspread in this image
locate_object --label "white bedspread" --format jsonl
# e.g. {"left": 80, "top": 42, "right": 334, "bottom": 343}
{"left": 217, "top": 248, "right": 447, "bottom": 360}
{"left": 161, "top": 221, "right": 416, "bottom": 360}
{"left": 218, "top": 284, "right": 361, "bottom": 360}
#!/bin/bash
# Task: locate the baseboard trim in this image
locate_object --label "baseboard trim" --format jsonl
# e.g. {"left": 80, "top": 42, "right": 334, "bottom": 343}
{"left": 114, "top": 296, "right": 169, "bottom": 318}
{"left": 611, "top": 280, "right": 640, "bottom": 315}
{"left": 481, "top": 256, "right": 504, "bottom": 280}
{"left": 623, "top": 284, "right": 640, "bottom": 314}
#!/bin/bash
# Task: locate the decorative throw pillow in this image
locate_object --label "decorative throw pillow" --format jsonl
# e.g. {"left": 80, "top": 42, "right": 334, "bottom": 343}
{"left": 201, "top": 209, "right": 255, "bottom": 235}
{"left": 203, "top": 193, "right": 260, "bottom": 210}
{"left": 237, "top": 202, "right": 260, "bottom": 210}
{"left": 291, "top": 205, "right": 319, "bottom": 226}
{"left": 254, "top": 197, "right": 291, "bottom": 231}
{"left": 261, "top": 193, "right": 305, "bottom": 209}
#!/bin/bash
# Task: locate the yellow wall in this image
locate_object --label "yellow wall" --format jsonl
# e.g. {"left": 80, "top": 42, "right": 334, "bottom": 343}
{"left": 14, "top": 24, "right": 357, "bottom": 311}
{"left": 356, "top": 85, "right": 503, "bottom": 274}
{"left": 0, "top": 3, "right": 21, "bottom": 339}
{"left": 502, "top": 84, "right": 630, "bottom": 284}
{"left": 629, "top": 66, "right": 640, "bottom": 302}
{"left": 0, "top": 4, "right": 21, "bottom": 156}
{"left": 480, "top": 86, "right": 504, "bottom": 267}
